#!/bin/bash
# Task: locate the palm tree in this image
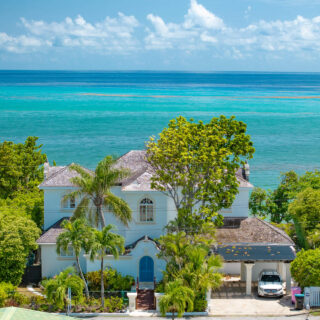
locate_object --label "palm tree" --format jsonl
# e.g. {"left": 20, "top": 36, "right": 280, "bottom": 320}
{"left": 179, "top": 246, "right": 222, "bottom": 293}
{"left": 56, "top": 218, "right": 95, "bottom": 301}
{"left": 66, "top": 155, "right": 132, "bottom": 228}
{"left": 159, "top": 279, "right": 194, "bottom": 320}
{"left": 89, "top": 225, "right": 125, "bottom": 307}
{"left": 43, "top": 266, "right": 84, "bottom": 311}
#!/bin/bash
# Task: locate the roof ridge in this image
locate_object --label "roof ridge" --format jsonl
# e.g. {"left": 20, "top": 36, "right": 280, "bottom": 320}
{"left": 42, "top": 165, "right": 68, "bottom": 185}
{"left": 116, "top": 150, "right": 146, "bottom": 161}
{"left": 254, "top": 217, "right": 294, "bottom": 244}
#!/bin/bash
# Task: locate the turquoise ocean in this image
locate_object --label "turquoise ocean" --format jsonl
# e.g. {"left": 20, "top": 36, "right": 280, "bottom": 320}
{"left": 1, "top": 70, "right": 320, "bottom": 189}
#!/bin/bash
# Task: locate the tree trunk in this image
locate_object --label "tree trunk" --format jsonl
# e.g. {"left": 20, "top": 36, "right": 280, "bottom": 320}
{"left": 76, "top": 255, "right": 89, "bottom": 301}
{"left": 101, "top": 256, "right": 105, "bottom": 307}
{"left": 172, "top": 311, "right": 175, "bottom": 320}
{"left": 98, "top": 205, "right": 106, "bottom": 228}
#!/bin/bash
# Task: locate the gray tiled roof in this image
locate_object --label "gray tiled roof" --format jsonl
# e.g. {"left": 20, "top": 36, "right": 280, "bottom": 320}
{"left": 39, "top": 150, "right": 253, "bottom": 190}
{"left": 37, "top": 218, "right": 69, "bottom": 244}
{"left": 39, "top": 164, "right": 93, "bottom": 188}
{"left": 116, "top": 150, "right": 253, "bottom": 190}
{"left": 216, "top": 217, "right": 294, "bottom": 245}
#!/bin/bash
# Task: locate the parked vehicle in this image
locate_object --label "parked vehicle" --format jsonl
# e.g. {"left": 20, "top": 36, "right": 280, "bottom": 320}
{"left": 258, "top": 270, "right": 284, "bottom": 298}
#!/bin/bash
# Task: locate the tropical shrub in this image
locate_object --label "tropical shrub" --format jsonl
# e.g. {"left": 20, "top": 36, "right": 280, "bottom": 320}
{"left": 0, "top": 282, "right": 15, "bottom": 307}
{"left": 42, "top": 267, "right": 84, "bottom": 310}
{"left": 290, "top": 248, "right": 320, "bottom": 288}
{"left": 87, "top": 268, "right": 134, "bottom": 292}
{"left": 104, "top": 296, "right": 124, "bottom": 312}
{"left": 159, "top": 279, "right": 194, "bottom": 320}
{"left": 0, "top": 215, "right": 40, "bottom": 285}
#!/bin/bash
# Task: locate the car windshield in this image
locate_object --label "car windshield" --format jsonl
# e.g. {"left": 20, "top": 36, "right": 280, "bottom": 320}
{"left": 261, "top": 275, "right": 281, "bottom": 282}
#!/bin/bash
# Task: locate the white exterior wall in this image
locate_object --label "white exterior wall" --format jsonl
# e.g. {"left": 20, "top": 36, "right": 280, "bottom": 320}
{"left": 219, "top": 188, "right": 250, "bottom": 218}
{"left": 85, "top": 239, "right": 166, "bottom": 281}
{"left": 40, "top": 244, "right": 87, "bottom": 278}
{"left": 43, "top": 187, "right": 78, "bottom": 230}
{"left": 40, "top": 183, "right": 252, "bottom": 278}
{"left": 221, "top": 262, "right": 241, "bottom": 275}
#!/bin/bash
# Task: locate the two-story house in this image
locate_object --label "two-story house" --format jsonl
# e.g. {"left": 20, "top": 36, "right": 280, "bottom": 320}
{"left": 37, "top": 150, "right": 295, "bottom": 294}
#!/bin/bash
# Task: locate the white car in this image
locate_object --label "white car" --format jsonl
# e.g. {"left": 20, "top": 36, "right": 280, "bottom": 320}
{"left": 258, "top": 270, "right": 284, "bottom": 297}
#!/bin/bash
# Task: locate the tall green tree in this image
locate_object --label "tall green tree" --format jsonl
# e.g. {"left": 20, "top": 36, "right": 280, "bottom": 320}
{"left": 147, "top": 116, "right": 254, "bottom": 231}
{"left": 288, "top": 188, "right": 320, "bottom": 248}
{"left": 67, "top": 155, "right": 132, "bottom": 228}
{"left": 159, "top": 279, "right": 195, "bottom": 320}
{"left": 43, "top": 266, "right": 84, "bottom": 310}
{"left": 0, "top": 137, "right": 46, "bottom": 198}
{"left": 249, "top": 170, "right": 320, "bottom": 224}
{"left": 89, "top": 225, "right": 125, "bottom": 307}
{"left": 0, "top": 214, "right": 40, "bottom": 285}
{"left": 290, "top": 249, "right": 320, "bottom": 288}
{"left": 56, "top": 218, "right": 95, "bottom": 301}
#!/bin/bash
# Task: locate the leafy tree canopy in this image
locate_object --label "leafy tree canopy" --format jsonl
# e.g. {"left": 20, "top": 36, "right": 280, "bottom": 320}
{"left": 0, "top": 214, "right": 40, "bottom": 285}
{"left": 290, "top": 249, "right": 320, "bottom": 288}
{"left": 249, "top": 170, "right": 320, "bottom": 224}
{"left": 0, "top": 137, "right": 46, "bottom": 198}
{"left": 147, "top": 116, "right": 254, "bottom": 231}
{"left": 0, "top": 190, "right": 44, "bottom": 227}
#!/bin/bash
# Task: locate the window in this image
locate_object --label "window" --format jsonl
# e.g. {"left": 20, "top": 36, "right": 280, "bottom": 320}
{"left": 139, "top": 198, "right": 154, "bottom": 222}
{"left": 62, "top": 196, "right": 76, "bottom": 209}
{"left": 59, "top": 246, "right": 74, "bottom": 257}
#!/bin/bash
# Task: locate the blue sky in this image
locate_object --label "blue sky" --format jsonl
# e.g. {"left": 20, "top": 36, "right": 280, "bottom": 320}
{"left": 1, "top": 0, "right": 320, "bottom": 71}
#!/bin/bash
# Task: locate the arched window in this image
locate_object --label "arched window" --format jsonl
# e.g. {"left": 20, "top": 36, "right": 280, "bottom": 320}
{"left": 139, "top": 198, "right": 154, "bottom": 222}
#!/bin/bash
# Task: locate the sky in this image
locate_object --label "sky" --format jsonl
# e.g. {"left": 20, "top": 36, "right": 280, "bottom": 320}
{"left": 1, "top": 0, "right": 320, "bottom": 71}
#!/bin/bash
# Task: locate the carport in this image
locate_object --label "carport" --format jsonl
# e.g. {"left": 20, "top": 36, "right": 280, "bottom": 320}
{"left": 214, "top": 217, "right": 297, "bottom": 296}
{"left": 216, "top": 244, "right": 296, "bottom": 295}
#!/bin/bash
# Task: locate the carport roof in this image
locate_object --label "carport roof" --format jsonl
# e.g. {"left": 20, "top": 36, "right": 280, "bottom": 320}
{"left": 215, "top": 244, "right": 296, "bottom": 262}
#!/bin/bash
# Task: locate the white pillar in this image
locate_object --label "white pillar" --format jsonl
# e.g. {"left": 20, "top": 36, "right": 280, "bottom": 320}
{"left": 154, "top": 293, "right": 164, "bottom": 312}
{"left": 240, "top": 262, "right": 246, "bottom": 281}
{"left": 245, "top": 263, "right": 254, "bottom": 296}
{"left": 127, "top": 292, "right": 137, "bottom": 312}
{"left": 285, "top": 262, "right": 291, "bottom": 294}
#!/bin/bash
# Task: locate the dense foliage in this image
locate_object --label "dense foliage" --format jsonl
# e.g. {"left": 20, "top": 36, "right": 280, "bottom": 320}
{"left": 0, "top": 282, "right": 15, "bottom": 307}
{"left": 147, "top": 116, "right": 254, "bottom": 231}
{"left": 68, "top": 155, "right": 132, "bottom": 228}
{"left": 159, "top": 279, "right": 194, "bottom": 319}
{"left": 290, "top": 249, "right": 320, "bottom": 288}
{"left": 249, "top": 170, "right": 320, "bottom": 248}
{"left": 42, "top": 267, "right": 84, "bottom": 310}
{"left": 86, "top": 268, "right": 134, "bottom": 292}
{"left": 0, "top": 137, "right": 46, "bottom": 227}
{"left": 0, "top": 137, "right": 46, "bottom": 198}
{"left": 158, "top": 231, "right": 222, "bottom": 311}
{"left": 0, "top": 214, "right": 40, "bottom": 285}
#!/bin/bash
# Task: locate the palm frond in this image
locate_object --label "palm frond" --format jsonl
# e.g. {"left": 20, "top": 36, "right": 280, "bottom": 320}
{"left": 104, "top": 192, "right": 132, "bottom": 226}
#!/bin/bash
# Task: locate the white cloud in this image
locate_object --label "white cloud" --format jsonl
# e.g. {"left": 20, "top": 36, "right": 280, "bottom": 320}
{"left": 184, "top": 0, "right": 224, "bottom": 30}
{"left": 0, "top": 13, "right": 139, "bottom": 54}
{"left": 1, "top": 0, "right": 320, "bottom": 61}
{"left": 145, "top": 0, "right": 320, "bottom": 59}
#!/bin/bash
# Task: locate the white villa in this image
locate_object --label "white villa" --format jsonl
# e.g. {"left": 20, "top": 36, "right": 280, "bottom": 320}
{"left": 37, "top": 150, "right": 295, "bottom": 295}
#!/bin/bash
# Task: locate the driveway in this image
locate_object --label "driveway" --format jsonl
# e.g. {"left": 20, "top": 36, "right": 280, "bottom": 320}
{"left": 209, "top": 280, "right": 305, "bottom": 317}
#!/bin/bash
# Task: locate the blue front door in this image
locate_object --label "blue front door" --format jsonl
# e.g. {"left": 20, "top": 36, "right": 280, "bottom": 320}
{"left": 139, "top": 256, "right": 154, "bottom": 282}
